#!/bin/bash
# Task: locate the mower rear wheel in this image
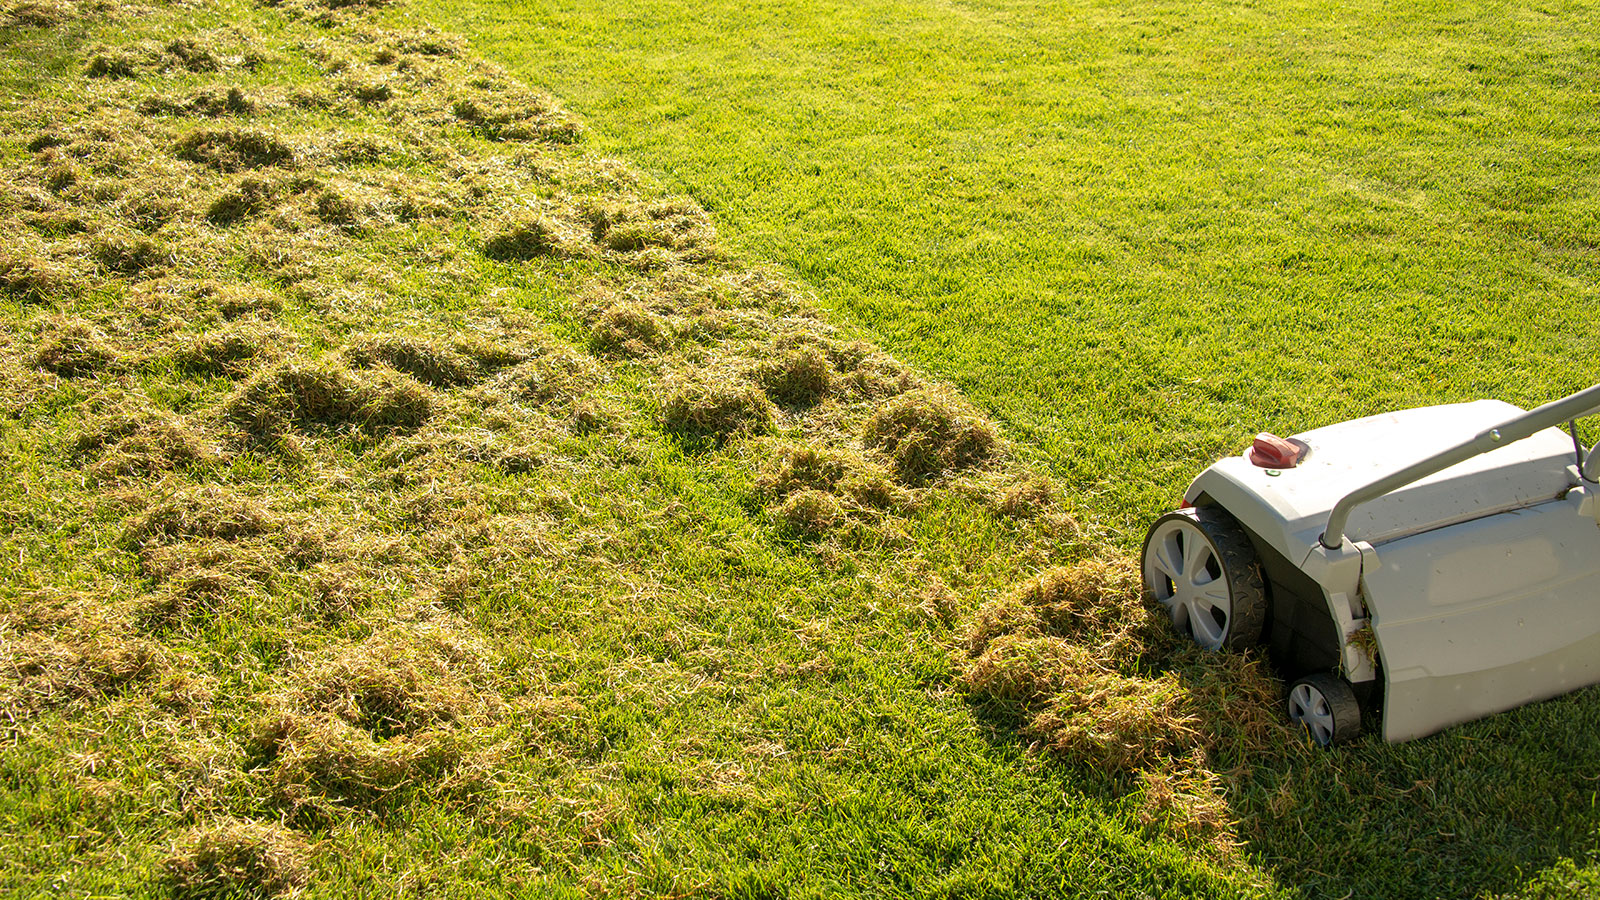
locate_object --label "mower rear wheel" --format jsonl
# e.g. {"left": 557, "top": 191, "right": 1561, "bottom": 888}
{"left": 1141, "top": 507, "right": 1267, "bottom": 651}
{"left": 1287, "top": 673, "right": 1361, "bottom": 747}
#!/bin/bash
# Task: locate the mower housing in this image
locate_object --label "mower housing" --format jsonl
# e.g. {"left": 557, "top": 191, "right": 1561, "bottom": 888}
{"left": 1181, "top": 393, "right": 1600, "bottom": 742}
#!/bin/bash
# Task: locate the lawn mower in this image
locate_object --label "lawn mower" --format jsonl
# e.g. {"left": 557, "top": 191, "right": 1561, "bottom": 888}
{"left": 1141, "top": 383, "right": 1600, "bottom": 745}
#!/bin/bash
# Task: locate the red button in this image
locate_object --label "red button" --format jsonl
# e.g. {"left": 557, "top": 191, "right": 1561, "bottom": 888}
{"left": 1247, "top": 433, "right": 1304, "bottom": 468}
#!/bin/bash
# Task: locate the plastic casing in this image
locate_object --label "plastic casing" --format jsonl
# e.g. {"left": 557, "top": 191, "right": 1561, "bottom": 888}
{"left": 1183, "top": 400, "right": 1600, "bottom": 741}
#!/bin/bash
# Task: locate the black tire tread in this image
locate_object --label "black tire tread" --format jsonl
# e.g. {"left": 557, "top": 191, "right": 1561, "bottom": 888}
{"left": 1188, "top": 506, "right": 1269, "bottom": 649}
{"left": 1290, "top": 672, "right": 1362, "bottom": 746}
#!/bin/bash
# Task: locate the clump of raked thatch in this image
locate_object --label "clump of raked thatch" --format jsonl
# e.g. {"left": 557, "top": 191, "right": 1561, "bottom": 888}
{"left": 960, "top": 555, "right": 1298, "bottom": 855}
{"left": 751, "top": 345, "right": 832, "bottom": 408}
{"left": 163, "top": 819, "right": 311, "bottom": 898}
{"left": 125, "top": 484, "right": 272, "bottom": 547}
{"left": 582, "top": 196, "right": 713, "bottom": 253}
{"left": 252, "top": 622, "right": 506, "bottom": 818}
{"left": 31, "top": 319, "right": 120, "bottom": 377}
{"left": 0, "top": 248, "right": 75, "bottom": 303}
{"left": 482, "top": 215, "right": 591, "bottom": 261}
{"left": 223, "top": 360, "right": 433, "bottom": 438}
{"left": 660, "top": 369, "right": 773, "bottom": 442}
{"left": 588, "top": 302, "right": 671, "bottom": 357}
{"left": 344, "top": 333, "right": 521, "bottom": 387}
{"left": 175, "top": 128, "right": 293, "bottom": 171}
{"left": 73, "top": 401, "right": 220, "bottom": 480}
{"left": 775, "top": 488, "right": 844, "bottom": 539}
{"left": 863, "top": 384, "right": 998, "bottom": 483}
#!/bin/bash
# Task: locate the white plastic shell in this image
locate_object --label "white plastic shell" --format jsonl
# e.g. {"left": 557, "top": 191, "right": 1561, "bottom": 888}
{"left": 1182, "top": 399, "right": 1596, "bottom": 742}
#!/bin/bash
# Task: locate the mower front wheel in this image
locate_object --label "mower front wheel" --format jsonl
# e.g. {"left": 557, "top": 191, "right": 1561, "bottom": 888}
{"left": 1141, "top": 507, "right": 1268, "bottom": 651}
{"left": 1287, "top": 673, "right": 1361, "bottom": 747}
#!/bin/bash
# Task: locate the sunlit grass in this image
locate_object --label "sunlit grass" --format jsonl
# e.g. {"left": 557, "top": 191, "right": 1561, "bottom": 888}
{"left": 2, "top": 0, "right": 1598, "bottom": 896}
{"left": 425, "top": 0, "right": 1600, "bottom": 541}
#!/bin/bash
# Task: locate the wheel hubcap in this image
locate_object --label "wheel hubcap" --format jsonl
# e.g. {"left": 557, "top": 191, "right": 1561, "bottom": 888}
{"left": 1288, "top": 683, "right": 1336, "bottom": 746}
{"left": 1143, "top": 518, "right": 1232, "bottom": 650}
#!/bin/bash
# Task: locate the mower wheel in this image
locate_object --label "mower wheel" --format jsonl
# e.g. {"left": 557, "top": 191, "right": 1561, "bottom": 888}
{"left": 1287, "top": 673, "right": 1361, "bottom": 747}
{"left": 1140, "top": 507, "right": 1268, "bottom": 651}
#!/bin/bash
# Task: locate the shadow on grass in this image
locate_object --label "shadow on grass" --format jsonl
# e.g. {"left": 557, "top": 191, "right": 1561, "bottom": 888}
{"left": 1229, "top": 683, "right": 1600, "bottom": 900}
{"left": 966, "top": 670, "right": 1600, "bottom": 899}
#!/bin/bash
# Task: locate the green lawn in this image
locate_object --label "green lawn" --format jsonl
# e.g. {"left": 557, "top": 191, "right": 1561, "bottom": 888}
{"left": 409, "top": 0, "right": 1600, "bottom": 894}
{"left": 3, "top": 0, "right": 1600, "bottom": 897}
{"left": 421, "top": 0, "right": 1600, "bottom": 541}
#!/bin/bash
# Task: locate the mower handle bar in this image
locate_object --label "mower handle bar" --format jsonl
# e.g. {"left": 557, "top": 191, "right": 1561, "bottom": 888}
{"left": 1320, "top": 382, "right": 1600, "bottom": 549}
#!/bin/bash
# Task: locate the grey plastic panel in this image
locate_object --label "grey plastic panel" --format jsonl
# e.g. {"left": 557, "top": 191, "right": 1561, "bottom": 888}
{"left": 1364, "top": 498, "right": 1600, "bottom": 741}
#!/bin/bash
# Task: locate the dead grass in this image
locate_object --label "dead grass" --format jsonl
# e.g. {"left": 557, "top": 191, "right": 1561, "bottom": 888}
{"left": 137, "top": 567, "right": 251, "bottom": 630}
{"left": 43, "top": 159, "right": 78, "bottom": 193}
{"left": 588, "top": 302, "right": 670, "bottom": 357}
{"left": 291, "top": 623, "right": 499, "bottom": 734}
{"left": 253, "top": 622, "right": 505, "bottom": 816}
{"left": 117, "top": 279, "right": 283, "bottom": 328}
{"left": 74, "top": 404, "right": 220, "bottom": 479}
{"left": 832, "top": 341, "right": 921, "bottom": 398}
{"left": 994, "top": 476, "right": 1055, "bottom": 518}
{"left": 757, "top": 443, "right": 857, "bottom": 497}
{"left": 1168, "top": 647, "right": 1298, "bottom": 774}
{"left": 125, "top": 484, "right": 273, "bottom": 547}
{"left": 135, "top": 541, "right": 279, "bottom": 594}
{"left": 193, "top": 279, "right": 284, "bottom": 319}
{"left": 344, "top": 333, "right": 522, "bottom": 387}
{"left": 321, "top": 0, "right": 394, "bottom": 12}
{"left": 326, "top": 134, "right": 396, "bottom": 166}
{"left": 863, "top": 384, "right": 999, "bottom": 483}
{"left": 1136, "top": 764, "right": 1237, "bottom": 855}
{"left": 23, "top": 132, "right": 64, "bottom": 153}
{"left": 85, "top": 47, "right": 148, "bottom": 79}
{"left": 962, "top": 623, "right": 1199, "bottom": 770}
{"left": 313, "top": 187, "right": 362, "bottom": 229}
{"left": 164, "top": 819, "right": 311, "bottom": 898}
{"left": 1, "top": 631, "right": 167, "bottom": 719}
{"left": 164, "top": 321, "right": 289, "bottom": 376}
{"left": 92, "top": 230, "right": 171, "bottom": 275}
{"left": 0, "top": 248, "right": 74, "bottom": 304}
{"left": 583, "top": 196, "right": 713, "bottom": 254}
{"left": 450, "top": 89, "right": 582, "bottom": 143}
{"left": 1021, "top": 658, "right": 1198, "bottom": 771}
{"left": 659, "top": 369, "right": 773, "bottom": 442}
{"left": 119, "top": 191, "right": 184, "bottom": 232}
{"left": 141, "top": 86, "right": 255, "bottom": 118}
{"left": 341, "top": 73, "right": 392, "bottom": 104}
{"left": 756, "top": 441, "right": 907, "bottom": 512}
{"left": 224, "top": 360, "right": 434, "bottom": 438}
{"left": 207, "top": 177, "right": 276, "bottom": 225}
{"left": 175, "top": 129, "right": 294, "bottom": 172}
{"left": 485, "top": 344, "right": 598, "bottom": 407}
{"left": 963, "top": 557, "right": 1164, "bottom": 663}
{"left": 960, "top": 556, "right": 1296, "bottom": 854}
{"left": 31, "top": 318, "right": 120, "bottom": 377}
{"left": 165, "top": 37, "right": 224, "bottom": 72}
{"left": 22, "top": 209, "right": 89, "bottom": 237}
{"left": 483, "top": 215, "right": 573, "bottom": 261}
{"left": 3, "top": 0, "right": 73, "bottom": 28}
{"left": 751, "top": 345, "right": 832, "bottom": 408}
{"left": 391, "top": 28, "right": 462, "bottom": 57}
{"left": 774, "top": 488, "right": 843, "bottom": 539}
{"left": 996, "top": 560, "right": 1155, "bottom": 657}
{"left": 345, "top": 334, "right": 478, "bottom": 386}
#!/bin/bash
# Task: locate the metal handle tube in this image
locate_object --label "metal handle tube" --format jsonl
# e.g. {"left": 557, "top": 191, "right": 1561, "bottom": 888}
{"left": 1321, "top": 383, "right": 1600, "bottom": 549}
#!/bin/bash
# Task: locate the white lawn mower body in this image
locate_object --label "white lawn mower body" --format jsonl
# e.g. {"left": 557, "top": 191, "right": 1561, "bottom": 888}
{"left": 1144, "top": 385, "right": 1600, "bottom": 744}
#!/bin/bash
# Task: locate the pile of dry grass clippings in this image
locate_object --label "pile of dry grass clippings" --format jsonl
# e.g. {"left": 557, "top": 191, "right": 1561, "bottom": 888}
{"left": 0, "top": 0, "right": 1113, "bottom": 890}
{"left": 959, "top": 555, "right": 1300, "bottom": 855}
